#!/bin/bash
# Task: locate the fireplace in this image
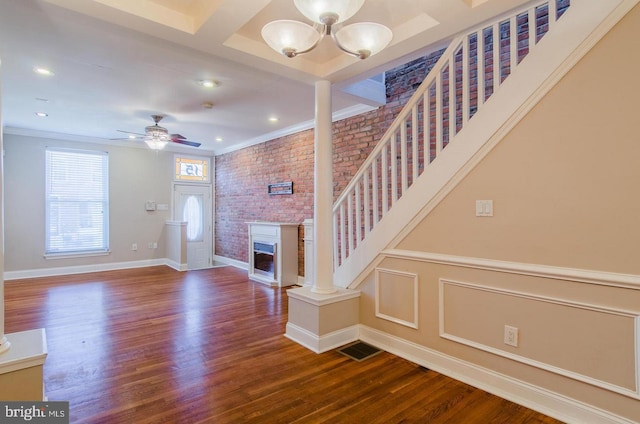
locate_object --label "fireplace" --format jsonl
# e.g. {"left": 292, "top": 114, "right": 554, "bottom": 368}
{"left": 253, "top": 241, "right": 276, "bottom": 279}
{"left": 247, "top": 222, "right": 299, "bottom": 287}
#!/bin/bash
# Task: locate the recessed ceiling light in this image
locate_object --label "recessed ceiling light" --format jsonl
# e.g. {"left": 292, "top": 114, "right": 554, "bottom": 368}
{"left": 35, "top": 112, "right": 48, "bottom": 117}
{"left": 128, "top": 135, "right": 137, "bottom": 139}
{"left": 198, "top": 80, "right": 217, "bottom": 88}
{"left": 269, "top": 117, "right": 279, "bottom": 123}
{"left": 33, "top": 67, "right": 54, "bottom": 76}
{"left": 215, "top": 137, "right": 223, "bottom": 142}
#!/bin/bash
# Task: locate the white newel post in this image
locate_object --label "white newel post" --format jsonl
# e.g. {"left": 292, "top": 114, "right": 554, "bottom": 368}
{"left": 311, "top": 80, "right": 336, "bottom": 294}
{"left": 0, "top": 58, "right": 9, "bottom": 355}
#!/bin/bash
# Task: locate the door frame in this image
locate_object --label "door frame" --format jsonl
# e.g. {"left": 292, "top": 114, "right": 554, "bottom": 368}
{"left": 172, "top": 182, "right": 214, "bottom": 269}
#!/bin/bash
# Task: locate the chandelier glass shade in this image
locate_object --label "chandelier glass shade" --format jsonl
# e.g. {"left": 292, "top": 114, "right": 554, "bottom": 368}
{"left": 261, "top": 0, "right": 392, "bottom": 59}
{"left": 293, "top": 0, "right": 365, "bottom": 25}
{"left": 262, "top": 20, "right": 321, "bottom": 58}
{"left": 334, "top": 22, "right": 392, "bottom": 59}
{"left": 144, "top": 138, "right": 168, "bottom": 150}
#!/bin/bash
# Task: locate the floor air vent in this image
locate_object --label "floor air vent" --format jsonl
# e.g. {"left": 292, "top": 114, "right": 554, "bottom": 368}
{"left": 337, "top": 341, "right": 382, "bottom": 362}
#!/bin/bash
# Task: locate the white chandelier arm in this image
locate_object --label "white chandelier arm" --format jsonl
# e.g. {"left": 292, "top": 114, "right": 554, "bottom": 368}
{"left": 330, "top": 27, "right": 370, "bottom": 60}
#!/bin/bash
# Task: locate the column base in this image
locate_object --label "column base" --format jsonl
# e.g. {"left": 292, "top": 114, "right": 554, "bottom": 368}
{"left": 285, "top": 287, "right": 360, "bottom": 353}
{"left": 0, "top": 336, "right": 10, "bottom": 355}
{"left": 310, "top": 285, "right": 337, "bottom": 294}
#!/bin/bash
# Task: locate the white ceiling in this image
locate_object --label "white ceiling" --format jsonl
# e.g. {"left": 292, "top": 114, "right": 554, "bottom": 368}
{"left": 0, "top": 0, "right": 532, "bottom": 155}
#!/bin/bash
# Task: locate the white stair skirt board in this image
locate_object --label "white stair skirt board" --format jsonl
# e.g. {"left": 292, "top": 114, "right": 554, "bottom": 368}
{"left": 359, "top": 325, "right": 637, "bottom": 424}
{"left": 284, "top": 323, "right": 359, "bottom": 354}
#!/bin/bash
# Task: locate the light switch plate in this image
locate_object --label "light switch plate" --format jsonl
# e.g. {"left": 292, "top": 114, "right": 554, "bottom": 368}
{"left": 476, "top": 200, "right": 493, "bottom": 217}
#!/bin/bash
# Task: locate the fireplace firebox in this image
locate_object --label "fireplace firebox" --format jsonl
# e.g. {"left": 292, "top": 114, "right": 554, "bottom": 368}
{"left": 253, "top": 241, "right": 276, "bottom": 279}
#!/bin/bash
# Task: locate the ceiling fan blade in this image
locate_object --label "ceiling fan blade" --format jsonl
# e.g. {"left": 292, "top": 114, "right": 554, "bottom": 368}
{"left": 171, "top": 139, "right": 201, "bottom": 148}
{"left": 170, "top": 133, "right": 186, "bottom": 140}
{"left": 117, "top": 129, "right": 146, "bottom": 136}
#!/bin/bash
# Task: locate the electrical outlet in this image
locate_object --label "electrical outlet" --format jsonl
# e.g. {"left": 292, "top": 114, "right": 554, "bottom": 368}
{"left": 131, "top": 243, "right": 138, "bottom": 251}
{"left": 504, "top": 325, "right": 518, "bottom": 347}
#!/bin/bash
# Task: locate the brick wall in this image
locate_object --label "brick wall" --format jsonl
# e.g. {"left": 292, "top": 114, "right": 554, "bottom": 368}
{"left": 215, "top": 48, "right": 445, "bottom": 277}
{"left": 215, "top": 130, "right": 315, "bottom": 268}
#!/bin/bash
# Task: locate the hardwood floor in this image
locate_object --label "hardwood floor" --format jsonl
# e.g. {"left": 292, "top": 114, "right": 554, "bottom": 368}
{"left": 5, "top": 266, "right": 562, "bottom": 423}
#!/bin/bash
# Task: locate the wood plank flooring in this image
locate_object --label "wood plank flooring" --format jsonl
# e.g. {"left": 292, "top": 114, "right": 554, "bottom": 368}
{"left": 4, "top": 266, "right": 563, "bottom": 423}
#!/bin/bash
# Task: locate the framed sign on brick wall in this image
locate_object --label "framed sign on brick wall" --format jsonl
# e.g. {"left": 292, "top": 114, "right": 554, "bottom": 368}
{"left": 268, "top": 182, "right": 293, "bottom": 195}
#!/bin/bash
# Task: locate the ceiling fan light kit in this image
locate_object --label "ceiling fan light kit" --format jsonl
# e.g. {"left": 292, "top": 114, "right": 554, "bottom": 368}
{"left": 144, "top": 114, "right": 171, "bottom": 150}
{"left": 262, "top": 0, "right": 392, "bottom": 59}
{"left": 144, "top": 138, "right": 169, "bottom": 150}
{"left": 115, "top": 115, "right": 201, "bottom": 150}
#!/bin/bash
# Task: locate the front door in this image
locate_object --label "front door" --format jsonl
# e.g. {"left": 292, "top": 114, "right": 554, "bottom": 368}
{"left": 174, "top": 184, "right": 212, "bottom": 270}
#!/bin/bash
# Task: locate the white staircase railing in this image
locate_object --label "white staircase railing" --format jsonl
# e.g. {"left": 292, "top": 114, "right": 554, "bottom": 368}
{"left": 332, "top": 0, "right": 570, "bottom": 270}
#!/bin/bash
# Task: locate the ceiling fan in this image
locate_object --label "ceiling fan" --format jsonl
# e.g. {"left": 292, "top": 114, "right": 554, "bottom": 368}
{"left": 114, "top": 115, "right": 201, "bottom": 149}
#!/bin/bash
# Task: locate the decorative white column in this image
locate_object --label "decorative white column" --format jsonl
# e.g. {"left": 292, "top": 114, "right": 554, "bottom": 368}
{"left": 284, "top": 80, "right": 360, "bottom": 353}
{"left": 311, "top": 80, "right": 336, "bottom": 294}
{"left": 0, "top": 58, "right": 9, "bottom": 355}
{"left": 302, "top": 219, "right": 314, "bottom": 287}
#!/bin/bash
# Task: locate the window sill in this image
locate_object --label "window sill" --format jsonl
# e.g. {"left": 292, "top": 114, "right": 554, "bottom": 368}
{"left": 44, "top": 250, "right": 111, "bottom": 260}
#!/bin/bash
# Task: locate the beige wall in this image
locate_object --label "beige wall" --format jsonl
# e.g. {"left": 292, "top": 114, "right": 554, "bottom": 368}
{"left": 359, "top": 4, "right": 640, "bottom": 422}
{"left": 3, "top": 134, "right": 175, "bottom": 273}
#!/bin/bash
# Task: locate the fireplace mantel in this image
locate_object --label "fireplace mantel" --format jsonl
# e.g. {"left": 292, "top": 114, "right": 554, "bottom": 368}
{"left": 247, "top": 222, "right": 299, "bottom": 287}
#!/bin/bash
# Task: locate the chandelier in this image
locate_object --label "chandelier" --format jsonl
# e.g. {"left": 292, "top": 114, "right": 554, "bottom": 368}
{"left": 261, "top": 0, "right": 393, "bottom": 60}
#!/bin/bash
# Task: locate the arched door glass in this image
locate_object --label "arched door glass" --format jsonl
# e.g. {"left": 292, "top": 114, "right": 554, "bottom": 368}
{"left": 182, "top": 194, "right": 203, "bottom": 242}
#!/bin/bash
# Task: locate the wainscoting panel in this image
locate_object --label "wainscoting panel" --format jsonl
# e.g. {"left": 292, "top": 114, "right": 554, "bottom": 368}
{"left": 375, "top": 268, "right": 419, "bottom": 329}
{"left": 439, "top": 279, "right": 640, "bottom": 399}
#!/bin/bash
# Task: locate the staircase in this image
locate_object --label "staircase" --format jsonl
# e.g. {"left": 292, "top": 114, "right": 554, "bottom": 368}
{"left": 332, "top": 0, "right": 629, "bottom": 288}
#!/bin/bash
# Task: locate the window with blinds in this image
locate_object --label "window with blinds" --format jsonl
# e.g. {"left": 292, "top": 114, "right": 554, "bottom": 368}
{"left": 45, "top": 148, "right": 109, "bottom": 255}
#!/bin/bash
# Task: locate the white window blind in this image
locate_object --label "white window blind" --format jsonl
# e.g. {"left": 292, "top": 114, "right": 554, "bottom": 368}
{"left": 45, "top": 148, "right": 109, "bottom": 255}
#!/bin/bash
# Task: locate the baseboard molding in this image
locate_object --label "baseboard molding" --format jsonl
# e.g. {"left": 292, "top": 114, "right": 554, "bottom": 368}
{"left": 165, "top": 259, "right": 187, "bottom": 272}
{"left": 212, "top": 255, "right": 247, "bottom": 270}
{"left": 4, "top": 255, "right": 254, "bottom": 280}
{"left": 4, "top": 259, "right": 168, "bottom": 281}
{"left": 285, "top": 322, "right": 358, "bottom": 354}
{"left": 359, "top": 325, "right": 635, "bottom": 424}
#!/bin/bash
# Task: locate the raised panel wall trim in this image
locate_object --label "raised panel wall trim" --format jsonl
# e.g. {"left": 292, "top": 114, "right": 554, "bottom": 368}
{"left": 438, "top": 279, "right": 640, "bottom": 399}
{"left": 383, "top": 249, "right": 640, "bottom": 290}
{"left": 375, "top": 268, "right": 419, "bottom": 329}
